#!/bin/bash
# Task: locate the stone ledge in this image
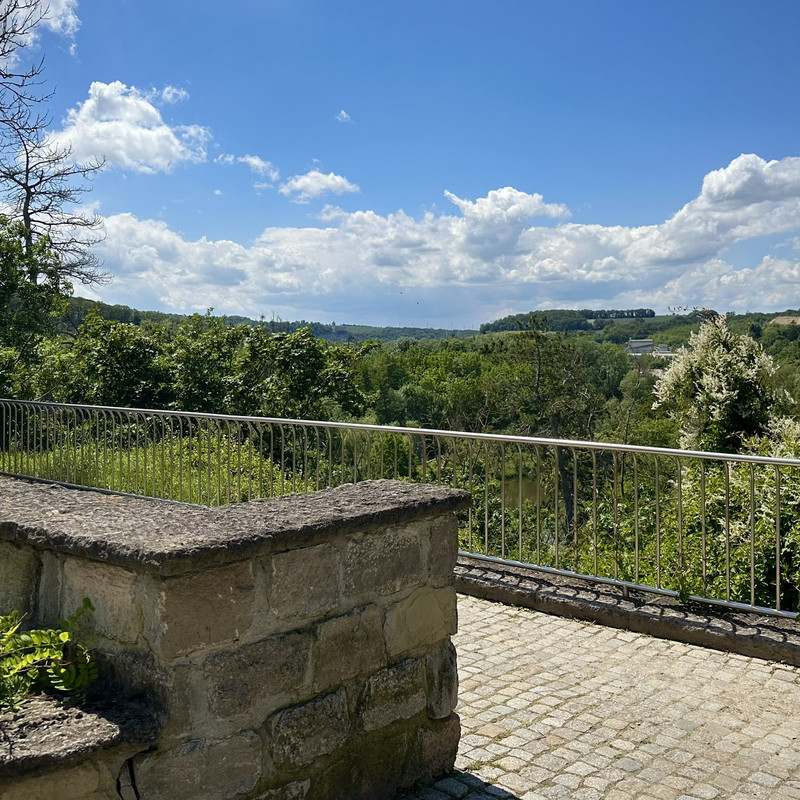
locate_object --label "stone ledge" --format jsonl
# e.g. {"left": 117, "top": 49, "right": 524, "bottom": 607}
{"left": 0, "top": 693, "right": 160, "bottom": 779}
{"left": 0, "top": 477, "right": 470, "bottom": 576}
{"left": 456, "top": 554, "right": 800, "bottom": 666}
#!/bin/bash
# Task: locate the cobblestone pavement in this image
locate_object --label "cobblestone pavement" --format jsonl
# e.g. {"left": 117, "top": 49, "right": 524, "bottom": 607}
{"left": 400, "top": 594, "right": 800, "bottom": 800}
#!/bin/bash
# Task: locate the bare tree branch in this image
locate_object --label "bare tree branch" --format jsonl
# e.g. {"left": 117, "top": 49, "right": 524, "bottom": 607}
{"left": 0, "top": 1, "right": 106, "bottom": 286}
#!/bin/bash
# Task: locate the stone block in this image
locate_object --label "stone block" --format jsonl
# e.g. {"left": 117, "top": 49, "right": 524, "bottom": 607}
{"left": 0, "top": 542, "right": 39, "bottom": 614}
{"left": 403, "top": 713, "right": 461, "bottom": 787}
{"left": 269, "top": 543, "right": 340, "bottom": 621}
{"left": 338, "top": 728, "right": 410, "bottom": 800}
{"left": 253, "top": 780, "right": 310, "bottom": 800}
{"left": 428, "top": 515, "right": 459, "bottom": 586}
{"left": 133, "top": 734, "right": 262, "bottom": 800}
{"left": 0, "top": 762, "right": 100, "bottom": 800}
{"left": 383, "top": 586, "right": 457, "bottom": 658}
{"left": 205, "top": 630, "right": 312, "bottom": 730}
{"left": 61, "top": 558, "right": 141, "bottom": 646}
{"left": 156, "top": 661, "right": 205, "bottom": 745}
{"left": 270, "top": 688, "right": 350, "bottom": 770}
{"left": 312, "top": 605, "right": 386, "bottom": 693}
{"left": 359, "top": 658, "right": 426, "bottom": 732}
{"left": 343, "top": 523, "right": 425, "bottom": 597}
{"left": 426, "top": 640, "right": 458, "bottom": 719}
{"left": 35, "top": 550, "right": 62, "bottom": 626}
{"left": 154, "top": 560, "right": 255, "bottom": 659}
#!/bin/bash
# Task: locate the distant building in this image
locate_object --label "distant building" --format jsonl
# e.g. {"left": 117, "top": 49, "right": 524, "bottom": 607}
{"left": 624, "top": 339, "right": 653, "bottom": 356}
{"left": 624, "top": 339, "right": 676, "bottom": 358}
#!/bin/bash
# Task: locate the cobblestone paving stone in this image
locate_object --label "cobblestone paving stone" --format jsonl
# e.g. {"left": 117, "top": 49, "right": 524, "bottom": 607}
{"left": 400, "top": 594, "right": 800, "bottom": 800}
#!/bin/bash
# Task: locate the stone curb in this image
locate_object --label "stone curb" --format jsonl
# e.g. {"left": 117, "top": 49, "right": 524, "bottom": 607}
{"left": 0, "top": 477, "right": 470, "bottom": 575}
{"left": 0, "top": 694, "right": 160, "bottom": 778}
{"left": 455, "top": 555, "right": 800, "bottom": 667}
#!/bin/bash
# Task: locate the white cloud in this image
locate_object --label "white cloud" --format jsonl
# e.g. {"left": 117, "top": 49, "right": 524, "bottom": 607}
{"left": 157, "top": 85, "right": 189, "bottom": 104}
{"left": 237, "top": 154, "right": 279, "bottom": 182}
{"left": 335, "top": 109, "right": 352, "bottom": 123}
{"left": 51, "top": 81, "right": 210, "bottom": 173}
{"left": 0, "top": 0, "right": 79, "bottom": 64}
{"left": 92, "top": 154, "right": 800, "bottom": 327}
{"left": 42, "top": 0, "right": 80, "bottom": 35}
{"left": 215, "top": 152, "right": 280, "bottom": 186}
{"left": 279, "top": 169, "right": 360, "bottom": 203}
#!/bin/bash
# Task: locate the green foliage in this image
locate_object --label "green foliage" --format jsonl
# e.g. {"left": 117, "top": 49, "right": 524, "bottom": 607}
{"left": 479, "top": 308, "right": 656, "bottom": 334}
{"left": 0, "top": 218, "right": 70, "bottom": 378}
{"left": 0, "top": 598, "right": 97, "bottom": 711}
{"left": 43, "top": 308, "right": 171, "bottom": 407}
{"left": 654, "top": 316, "right": 785, "bottom": 452}
{"left": 0, "top": 426, "right": 300, "bottom": 505}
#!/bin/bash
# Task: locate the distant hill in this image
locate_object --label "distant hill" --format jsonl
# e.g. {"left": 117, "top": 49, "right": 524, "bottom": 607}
{"left": 479, "top": 307, "right": 800, "bottom": 350}
{"left": 63, "top": 298, "right": 800, "bottom": 347}
{"left": 480, "top": 308, "right": 656, "bottom": 334}
{"left": 61, "top": 297, "right": 479, "bottom": 343}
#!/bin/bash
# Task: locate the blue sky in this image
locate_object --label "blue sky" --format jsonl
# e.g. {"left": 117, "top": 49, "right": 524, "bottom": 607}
{"left": 28, "top": 0, "right": 800, "bottom": 327}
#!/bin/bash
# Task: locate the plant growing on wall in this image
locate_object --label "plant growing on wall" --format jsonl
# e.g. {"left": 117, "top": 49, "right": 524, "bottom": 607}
{"left": 0, "top": 597, "right": 98, "bottom": 710}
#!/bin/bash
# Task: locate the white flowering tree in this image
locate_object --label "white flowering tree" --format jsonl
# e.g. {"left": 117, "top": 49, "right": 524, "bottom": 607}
{"left": 653, "top": 315, "right": 783, "bottom": 453}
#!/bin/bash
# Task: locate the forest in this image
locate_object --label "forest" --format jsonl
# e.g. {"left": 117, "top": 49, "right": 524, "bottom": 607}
{"left": 5, "top": 295, "right": 800, "bottom": 455}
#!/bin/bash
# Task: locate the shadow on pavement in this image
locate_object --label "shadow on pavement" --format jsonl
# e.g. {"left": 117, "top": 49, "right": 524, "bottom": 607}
{"left": 398, "top": 770, "right": 524, "bottom": 799}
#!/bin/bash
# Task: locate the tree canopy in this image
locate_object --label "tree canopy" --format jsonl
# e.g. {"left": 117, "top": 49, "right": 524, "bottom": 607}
{"left": 653, "top": 316, "right": 786, "bottom": 452}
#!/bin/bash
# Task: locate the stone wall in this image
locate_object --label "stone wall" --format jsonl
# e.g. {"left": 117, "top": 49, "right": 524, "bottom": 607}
{"left": 0, "top": 477, "right": 470, "bottom": 800}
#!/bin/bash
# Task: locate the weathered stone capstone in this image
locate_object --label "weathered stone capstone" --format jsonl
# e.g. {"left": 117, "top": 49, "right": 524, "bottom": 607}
{"left": 0, "top": 477, "right": 469, "bottom": 800}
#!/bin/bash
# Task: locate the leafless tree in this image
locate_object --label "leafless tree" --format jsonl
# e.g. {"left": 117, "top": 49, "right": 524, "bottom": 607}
{"left": 0, "top": 0, "right": 47, "bottom": 112}
{"left": 0, "top": 0, "right": 106, "bottom": 286}
{"left": 0, "top": 105, "right": 106, "bottom": 284}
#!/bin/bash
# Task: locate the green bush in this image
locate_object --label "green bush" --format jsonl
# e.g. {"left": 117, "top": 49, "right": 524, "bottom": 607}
{"left": 0, "top": 597, "right": 98, "bottom": 711}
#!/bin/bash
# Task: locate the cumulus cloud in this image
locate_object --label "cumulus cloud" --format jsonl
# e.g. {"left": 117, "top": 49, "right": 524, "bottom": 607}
{"left": 92, "top": 154, "right": 800, "bottom": 327}
{"left": 335, "top": 109, "right": 352, "bottom": 123}
{"left": 279, "top": 169, "right": 360, "bottom": 203}
{"left": 51, "top": 81, "right": 210, "bottom": 173}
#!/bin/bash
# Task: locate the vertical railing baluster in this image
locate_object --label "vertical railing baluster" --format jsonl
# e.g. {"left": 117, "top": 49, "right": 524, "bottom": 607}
{"left": 517, "top": 443, "right": 523, "bottom": 561}
{"left": 633, "top": 454, "right": 639, "bottom": 585}
{"left": 676, "top": 457, "right": 684, "bottom": 595}
{"left": 749, "top": 463, "right": 756, "bottom": 607}
{"left": 554, "top": 446, "right": 560, "bottom": 570}
{"left": 724, "top": 462, "right": 731, "bottom": 603}
{"left": 592, "top": 451, "right": 598, "bottom": 579}
{"left": 775, "top": 466, "right": 782, "bottom": 613}
{"left": 535, "top": 445, "right": 541, "bottom": 565}
{"left": 700, "top": 462, "right": 707, "bottom": 593}
{"left": 572, "top": 447, "right": 579, "bottom": 572}
{"left": 654, "top": 457, "right": 661, "bottom": 589}
{"left": 500, "top": 445, "right": 506, "bottom": 559}
{"left": 612, "top": 451, "right": 618, "bottom": 581}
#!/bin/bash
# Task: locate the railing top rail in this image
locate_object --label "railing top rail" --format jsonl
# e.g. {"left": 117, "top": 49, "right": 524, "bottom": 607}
{"left": 5, "top": 397, "right": 800, "bottom": 469}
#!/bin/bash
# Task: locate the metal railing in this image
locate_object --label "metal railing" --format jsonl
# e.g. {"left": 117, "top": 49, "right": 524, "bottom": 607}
{"left": 2, "top": 398, "right": 800, "bottom": 618}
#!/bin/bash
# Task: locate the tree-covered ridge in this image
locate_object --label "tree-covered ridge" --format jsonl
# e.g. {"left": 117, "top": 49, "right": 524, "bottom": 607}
{"left": 480, "top": 308, "right": 657, "bottom": 334}
{"left": 58, "top": 297, "right": 479, "bottom": 343}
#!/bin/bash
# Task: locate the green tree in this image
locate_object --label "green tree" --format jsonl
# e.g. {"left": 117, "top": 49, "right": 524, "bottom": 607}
{"left": 231, "top": 326, "right": 368, "bottom": 419}
{"left": 653, "top": 316, "right": 785, "bottom": 452}
{"left": 0, "top": 217, "right": 68, "bottom": 393}
{"left": 166, "top": 313, "right": 243, "bottom": 413}
{"left": 44, "top": 309, "right": 170, "bottom": 408}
